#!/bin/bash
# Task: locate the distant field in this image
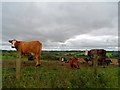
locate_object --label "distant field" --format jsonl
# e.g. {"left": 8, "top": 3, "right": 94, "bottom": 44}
{"left": 1, "top": 50, "right": 120, "bottom": 88}
{"left": 1, "top": 50, "right": 120, "bottom": 60}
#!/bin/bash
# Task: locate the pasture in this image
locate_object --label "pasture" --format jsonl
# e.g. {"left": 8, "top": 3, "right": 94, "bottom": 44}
{"left": 1, "top": 50, "right": 120, "bottom": 88}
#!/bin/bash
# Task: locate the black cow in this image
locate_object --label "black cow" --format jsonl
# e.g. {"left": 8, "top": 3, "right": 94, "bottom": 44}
{"left": 105, "top": 60, "right": 112, "bottom": 66}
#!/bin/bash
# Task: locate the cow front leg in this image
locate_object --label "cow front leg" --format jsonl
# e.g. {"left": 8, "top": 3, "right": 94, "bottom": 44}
{"left": 35, "top": 55, "right": 40, "bottom": 67}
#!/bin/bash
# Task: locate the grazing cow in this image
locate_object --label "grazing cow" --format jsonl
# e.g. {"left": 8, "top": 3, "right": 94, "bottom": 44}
{"left": 61, "top": 57, "right": 68, "bottom": 63}
{"left": 68, "top": 57, "right": 80, "bottom": 69}
{"left": 8, "top": 39, "right": 42, "bottom": 66}
{"left": 111, "top": 59, "right": 119, "bottom": 65}
{"left": 78, "top": 58, "right": 86, "bottom": 64}
{"left": 61, "top": 57, "right": 64, "bottom": 62}
{"left": 104, "top": 60, "right": 112, "bottom": 66}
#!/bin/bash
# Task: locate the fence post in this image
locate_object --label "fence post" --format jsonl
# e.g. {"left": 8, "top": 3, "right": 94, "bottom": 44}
{"left": 93, "top": 55, "right": 98, "bottom": 75}
{"left": 16, "top": 52, "right": 21, "bottom": 80}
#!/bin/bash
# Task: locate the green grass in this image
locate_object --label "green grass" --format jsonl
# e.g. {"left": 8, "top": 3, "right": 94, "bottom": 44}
{"left": 2, "top": 50, "right": 119, "bottom": 88}
{"left": 0, "top": 55, "right": 16, "bottom": 60}
{"left": 2, "top": 65, "right": 119, "bottom": 88}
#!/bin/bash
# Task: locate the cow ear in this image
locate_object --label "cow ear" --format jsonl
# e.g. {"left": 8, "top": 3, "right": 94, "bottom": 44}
{"left": 8, "top": 40, "right": 12, "bottom": 43}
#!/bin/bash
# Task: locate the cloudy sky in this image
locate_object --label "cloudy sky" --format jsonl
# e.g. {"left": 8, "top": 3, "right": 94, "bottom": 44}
{"left": 1, "top": 2, "right": 118, "bottom": 51}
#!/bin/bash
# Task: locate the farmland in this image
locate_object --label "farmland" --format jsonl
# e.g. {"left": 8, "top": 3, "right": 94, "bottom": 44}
{"left": 1, "top": 50, "right": 120, "bottom": 88}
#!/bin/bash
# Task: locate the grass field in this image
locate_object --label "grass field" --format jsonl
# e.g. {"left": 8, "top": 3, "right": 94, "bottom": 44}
{"left": 1, "top": 50, "right": 120, "bottom": 88}
{"left": 2, "top": 60, "right": 119, "bottom": 88}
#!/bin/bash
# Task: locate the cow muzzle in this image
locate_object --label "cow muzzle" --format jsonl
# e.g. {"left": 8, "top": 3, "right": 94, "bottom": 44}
{"left": 11, "top": 46, "right": 15, "bottom": 48}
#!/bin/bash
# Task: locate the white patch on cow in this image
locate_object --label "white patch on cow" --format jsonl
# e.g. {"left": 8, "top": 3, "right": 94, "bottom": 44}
{"left": 11, "top": 40, "right": 16, "bottom": 48}
{"left": 31, "top": 53, "right": 34, "bottom": 56}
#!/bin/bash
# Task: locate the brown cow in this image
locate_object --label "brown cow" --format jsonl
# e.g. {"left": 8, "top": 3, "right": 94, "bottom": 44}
{"left": 8, "top": 39, "right": 42, "bottom": 66}
{"left": 88, "top": 49, "right": 106, "bottom": 67}
{"left": 68, "top": 57, "right": 80, "bottom": 69}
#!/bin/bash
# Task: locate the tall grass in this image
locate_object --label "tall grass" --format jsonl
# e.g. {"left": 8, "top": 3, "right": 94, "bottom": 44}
{"left": 2, "top": 64, "right": 119, "bottom": 88}
{"left": 2, "top": 50, "right": 119, "bottom": 88}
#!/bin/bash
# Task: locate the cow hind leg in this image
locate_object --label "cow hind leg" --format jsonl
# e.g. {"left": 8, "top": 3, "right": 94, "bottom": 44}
{"left": 102, "top": 59, "right": 106, "bottom": 68}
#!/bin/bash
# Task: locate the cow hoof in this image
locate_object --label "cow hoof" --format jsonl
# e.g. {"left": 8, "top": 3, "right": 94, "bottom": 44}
{"left": 36, "top": 64, "right": 40, "bottom": 67}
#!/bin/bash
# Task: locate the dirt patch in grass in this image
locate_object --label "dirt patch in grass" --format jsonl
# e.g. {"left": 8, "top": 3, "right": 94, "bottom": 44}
{"left": 2, "top": 60, "right": 69, "bottom": 69}
{"left": 2, "top": 59, "right": 118, "bottom": 69}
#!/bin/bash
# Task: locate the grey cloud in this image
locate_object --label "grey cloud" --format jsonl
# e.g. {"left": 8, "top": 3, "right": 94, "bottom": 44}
{"left": 67, "top": 35, "right": 118, "bottom": 48}
{"left": 2, "top": 2, "right": 118, "bottom": 50}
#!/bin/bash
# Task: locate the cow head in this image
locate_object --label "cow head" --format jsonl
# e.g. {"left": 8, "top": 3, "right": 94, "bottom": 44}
{"left": 8, "top": 39, "right": 18, "bottom": 48}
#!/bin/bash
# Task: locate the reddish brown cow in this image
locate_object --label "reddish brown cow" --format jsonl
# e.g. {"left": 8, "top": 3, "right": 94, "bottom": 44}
{"left": 68, "top": 57, "right": 80, "bottom": 69}
{"left": 9, "top": 39, "right": 42, "bottom": 66}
